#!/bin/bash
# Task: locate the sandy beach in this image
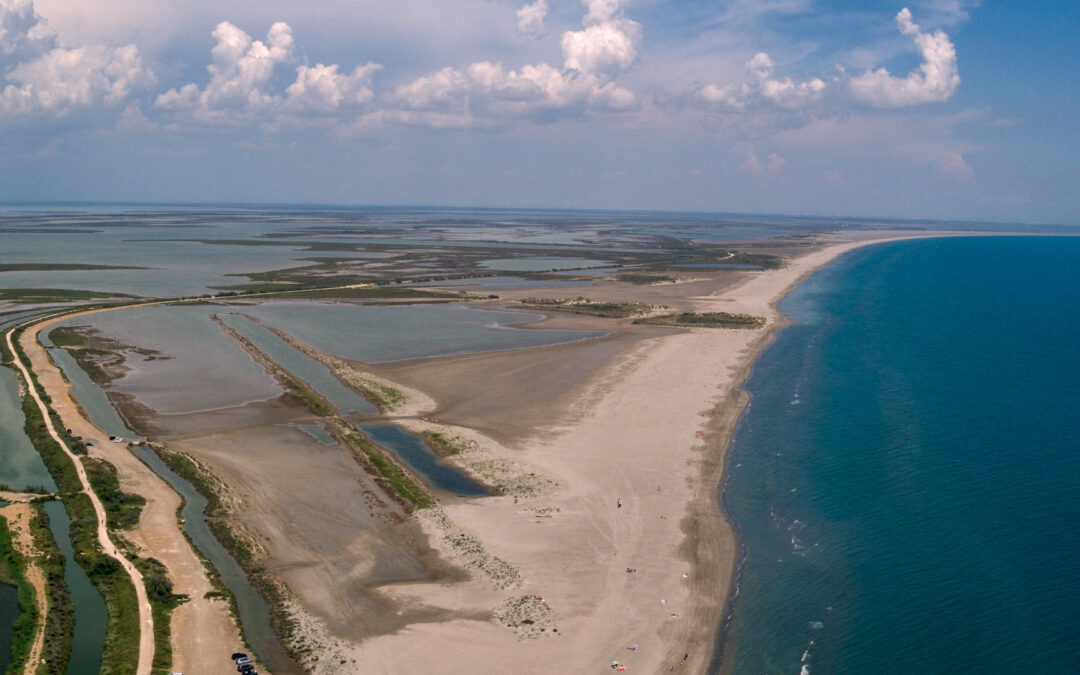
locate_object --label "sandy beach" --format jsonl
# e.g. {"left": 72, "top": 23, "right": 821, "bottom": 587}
{"left": 283, "top": 233, "right": 935, "bottom": 674}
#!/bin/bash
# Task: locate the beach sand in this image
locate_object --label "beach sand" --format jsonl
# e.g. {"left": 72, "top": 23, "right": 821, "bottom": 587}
{"left": 295, "top": 233, "right": 932, "bottom": 674}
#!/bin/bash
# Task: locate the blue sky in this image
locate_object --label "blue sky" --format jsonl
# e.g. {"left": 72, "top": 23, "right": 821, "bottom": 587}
{"left": 1, "top": 0, "right": 1076, "bottom": 224}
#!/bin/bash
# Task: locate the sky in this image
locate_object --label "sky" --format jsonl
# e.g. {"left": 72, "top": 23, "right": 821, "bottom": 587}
{"left": 0, "top": 0, "right": 1077, "bottom": 224}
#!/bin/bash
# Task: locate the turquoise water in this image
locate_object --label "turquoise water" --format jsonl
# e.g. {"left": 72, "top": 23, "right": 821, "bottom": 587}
{"left": 719, "top": 237, "right": 1080, "bottom": 673}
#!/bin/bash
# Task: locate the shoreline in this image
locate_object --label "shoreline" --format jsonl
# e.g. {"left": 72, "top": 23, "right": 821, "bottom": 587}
{"left": 311, "top": 232, "right": 944, "bottom": 674}
{"left": 701, "top": 232, "right": 974, "bottom": 671}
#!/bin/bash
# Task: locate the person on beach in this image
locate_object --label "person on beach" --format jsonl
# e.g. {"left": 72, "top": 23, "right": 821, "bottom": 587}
{"left": 617, "top": 498, "right": 622, "bottom": 508}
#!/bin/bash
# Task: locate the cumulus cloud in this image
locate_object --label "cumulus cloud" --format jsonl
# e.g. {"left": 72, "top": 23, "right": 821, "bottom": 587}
{"left": 156, "top": 21, "right": 379, "bottom": 123}
{"left": 561, "top": 21, "right": 638, "bottom": 77}
{"left": 0, "top": 0, "right": 55, "bottom": 60}
{"left": 286, "top": 62, "right": 381, "bottom": 111}
{"left": 516, "top": 0, "right": 548, "bottom": 39}
{"left": 696, "top": 51, "right": 826, "bottom": 111}
{"left": 849, "top": 8, "right": 960, "bottom": 108}
{"left": 392, "top": 0, "right": 640, "bottom": 126}
{"left": 562, "top": 0, "right": 640, "bottom": 77}
{"left": 395, "top": 66, "right": 469, "bottom": 112}
{"left": 155, "top": 21, "right": 294, "bottom": 119}
{"left": 0, "top": 0, "right": 154, "bottom": 117}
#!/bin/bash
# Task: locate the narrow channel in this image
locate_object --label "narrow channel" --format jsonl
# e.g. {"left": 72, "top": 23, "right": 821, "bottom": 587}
{"left": 42, "top": 500, "right": 107, "bottom": 675}
{"left": 41, "top": 327, "right": 141, "bottom": 441}
{"left": 357, "top": 424, "right": 490, "bottom": 497}
{"left": 130, "top": 446, "right": 300, "bottom": 674}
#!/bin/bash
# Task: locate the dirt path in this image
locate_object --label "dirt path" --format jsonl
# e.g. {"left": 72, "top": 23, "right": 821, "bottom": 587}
{"left": 12, "top": 316, "right": 248, "bottom": 674}
{"left": 8, "top": 326, "right": 156, "bottom": 675}
{"left": 0, "top": 503, "right": 48, "bottom": 675}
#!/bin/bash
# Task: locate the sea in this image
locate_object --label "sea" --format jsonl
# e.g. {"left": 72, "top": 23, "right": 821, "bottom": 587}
{"left": 718, "top": 236, "right": 1080, "bottom": 673}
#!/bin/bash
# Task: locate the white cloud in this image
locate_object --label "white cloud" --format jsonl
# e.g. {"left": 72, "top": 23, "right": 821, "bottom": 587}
{"left": 0, "top": 0, "right": 55, "bottom": 60}
{"left": 746, "top": 52, "right": 774, "bottom": 80}
{"left": 156, "top": 21, "right": 380, "bottom": 124}
{"left": 696, "top": 83, "right": 751, "bottom": 109}
{"left": 760, "top": 75, "right": 826, "bottom": 108}
{"left": 286, "top": 62, "right": 380, "bottom": 112}
{"left": 516, "top": 0, "right": 547, "bottom": 39}
{"left": 0, "top": 0, "right": 153, "bottom": 117}
{"left": 562, "top": 0, "right": 640, "bottom": 78}
{"left": 582, "top": 0, "right": 624, "bottom": 25}
{"left": 391, "top": 0, "right": 640, "bottom": 126}
{"left": 155, "top": 21, "right": 294, "bottom": 120}
{"left": 696, "top": 51, "right": 827, "bottom": 111}
{"left": 394, "top": 66, "right": 469, "bottom": 112}
{"left": 849, "top": 8, "right": 960, "bottom": 108}
{"left": 561, "top": 20, "right": 638, "bottom": 77}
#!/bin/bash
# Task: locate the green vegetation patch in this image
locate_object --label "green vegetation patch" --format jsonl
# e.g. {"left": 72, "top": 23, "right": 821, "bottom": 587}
{"left": 420, "top": 431, "right": 472, "bottom": 457}
{"left": 0, "top": 289, "right": 131, "bottom": 303}
{"left": 616, "top": 272, "right": 678, "bottom": 285}
{"left": 64, "top": 492, "right": 140, "bottom": 675}
{"left": 11, "top": 336, "right": 143, "bottom": 675}
{"left": 28, "top": 504, "right": 75, "bottom": 675}
{"left": 20, "top": 394, "right": 81, "bottom": 496}
{"left": 133, "top": 556, "right": 186, "bottom": 675}
{"left": 723, "top": 251, "right": 787, "bottom": 269}
{"left": 344, "top": 375, "right": 407, "bottom": 413}
{"left": 518, "top": 297, "right": 660, "bottom": 318}
{"left": 48, "top": 326, "right": 163, "bottom": 387}
{"left": 634, "top": 311, "right": 767, "bottom": 329}
{"left": 0, "top": 512, "right": 40, "bottom": 675}
{"left": 82, "top": 457, "right": 146, "bottom": 531}
{"left": 343, "top": 431, "right": 434, "bottom": 510}
{"left": 283, "top": 374, "right": 335, "bottom": 417}
{"left": 44, "top": 327, "right": 88, "bottom": 348}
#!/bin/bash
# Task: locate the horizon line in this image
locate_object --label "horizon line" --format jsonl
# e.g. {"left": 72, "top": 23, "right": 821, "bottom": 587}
{"left": 0, "top": 199, "right": 1072, "bottom": 230}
